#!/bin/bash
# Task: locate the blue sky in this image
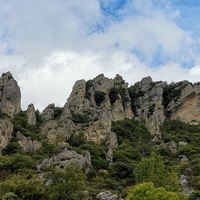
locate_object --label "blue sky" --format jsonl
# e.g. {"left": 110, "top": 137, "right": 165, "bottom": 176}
{"left": 0, "top": 0, "right": 200, "bottom": 110}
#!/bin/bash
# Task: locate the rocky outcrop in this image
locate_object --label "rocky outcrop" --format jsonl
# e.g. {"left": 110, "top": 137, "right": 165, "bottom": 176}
{"left": 58, "top": 74, "right": 134, "bottom": 145}
{"left": 27, "top": 104, "right": 36, "bottom": 125}
{"left": 16, "top": 132, "right": 42, "bottom": 152}
{"left": 42, "top": 104, "right": 55, "bottom": 121}
{"left": 179, "top": 175, "right": 192, "bottom": 194}
{"left": 96, "top": 191, "right": 123, "bottom": 200}
{"left": 0, "top": 119, "right": 13, "bottom": 153}
{"left": 41, "top": 119, "right": 75, "bottom": 145}
{"left": 167, "top": 82, "right": 200, "bottom": 124}
{"left": 38, "top": 148, "right": 91, "bottom": 170}
{"left": 0, "top": 72, "right": 21, "bottom": 117}
{"left": 131, "top": 77, "right": 166, "bottom": 136}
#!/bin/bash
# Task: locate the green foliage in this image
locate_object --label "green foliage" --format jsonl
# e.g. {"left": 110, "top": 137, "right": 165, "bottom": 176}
{"left": 108, "top": 161, "right": 136, "bottom": 186}
{"left": 112, "top": 119, "right": 152, "bottom": 150}
{"left": 128, "top": 83, "right": 145, "bottom": 115}
{"left": 85, "top": 80, "right": 93, "bottom": 99}
{"left": 126, "top": 182, "right": 187, "bottom": 200}
{"left": 69, "top": 133, "right": 87, "bottom": 147}
{"left": 11, "top": 111, "right": 42, "bottom": 141}
{"left": 2, "top": 140, "right": 22, "bottom": 155}
{"left": 148, "top": 103, "right": 155, "bottom": 117}
{"left": 189, "top": 190, "right": 200, "bottom": 200}
{"left": 159, "top": 119, "right": 200, "bottom": 190}
{"left": 46, "top": 164, "right": 87, "bottom": 200}
{"left": 31, "top": 144, "right": 64, "bottom": 160}
{"left": 71, "top": 112, "right": 90, "bottom": 123}
{"left": 109, "top": 87, "right": 119, "bottom": 105}
{"left": 134, "top": 152, "right": 180, "bottom": 192}
{"left": 0, "top": 174, "right": 46, "bottom": 200}
{"left": 94, "top": 91, "right": 106, "bottom": 106}
{"left": 109, "top": 119, "right": 153, "bottom": 188}
{"left": 109, "top": 87, "right": 129, "bottom": 106}
{"left": 80, "top": 142, "right": 109, "bottom": 170}
{"left": 53, "top": 107, "right": 63, "bottom": 119}
{"left": 2, "top": 192, "right": 19, "bottom": 200}
{"left": 0, "top": 154, "right": 36, "bottom": 173}
{"left": 162, "top": 82, "right": 184, "bottom": 111}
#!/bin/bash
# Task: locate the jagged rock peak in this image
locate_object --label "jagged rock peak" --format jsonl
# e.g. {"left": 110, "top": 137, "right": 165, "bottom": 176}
{"left": 0, "top": 71, "right": 21, "bottom": 117}
{"left": 27, "top": 103, "right": 36, "bottom": 125}
{"left": 42, "top": 103, "right": 55, "bottom": 121}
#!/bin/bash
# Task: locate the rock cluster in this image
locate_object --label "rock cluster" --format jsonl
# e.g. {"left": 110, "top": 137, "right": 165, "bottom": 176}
{"left": 38, "top": 148, "right": 91, "bottom": 170}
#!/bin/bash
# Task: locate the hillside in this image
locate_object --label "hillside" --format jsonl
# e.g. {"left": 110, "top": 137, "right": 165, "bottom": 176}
{"left": 0, "top": 71, "right": 200, "bottom": 199}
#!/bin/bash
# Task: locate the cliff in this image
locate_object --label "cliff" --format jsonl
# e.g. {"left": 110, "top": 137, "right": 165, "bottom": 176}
{"left": 1, "top": 71, "right": 200, "bottom": 198}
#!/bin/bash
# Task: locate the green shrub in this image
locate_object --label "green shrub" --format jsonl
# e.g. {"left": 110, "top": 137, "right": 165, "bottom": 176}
{"left": 109, "top": 88, "right": 119, "bottom": 105}
{"left": 54, "top": 107, "right": 63, "bottom": 119}
{"left": 85, "top": 80, "right": 93, "bottom": 99}
{"left": 94, "top": 91, "right": 106, "bottom": 106}
{"left": 71, "top": 112, "right": 90, "bottom": 123}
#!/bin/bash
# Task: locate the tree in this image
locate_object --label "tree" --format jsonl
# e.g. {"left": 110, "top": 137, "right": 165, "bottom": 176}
{"left": 126, "top": 182, "right": 187, "bottom": 200}
{"left": 0, "top": 174, "right": 45, "bottom": 200}
{"left": 45, "top": 164, "right": 87, "bottom": 200}
{"left": 134, "top": 152, "right": 180, "bottom": 192}
{"left": 189, "top": 190, "right": 200, "bottom": 200}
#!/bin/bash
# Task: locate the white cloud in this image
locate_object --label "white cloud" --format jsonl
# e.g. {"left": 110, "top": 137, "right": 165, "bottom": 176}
{"left": 0, "top": 0, "right": 200, "bottom": 110}
{"left": 18, "top": 50, "right": 200, "bottom": 111}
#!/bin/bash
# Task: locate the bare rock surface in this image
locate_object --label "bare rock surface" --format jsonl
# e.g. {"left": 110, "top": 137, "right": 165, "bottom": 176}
{"left": 27, "top": 104, "right": 36, "bottom": 125}
{"left": 0, "top": 119, "right": 13, "bottom": 153}
{"left": 39, "top": 148, "right": 91, "bottom": 170}
{"left": 0, "top": 72, "right": 21, "bottom": 117}
{"left": 96, "top": 191, "right": 123, "bottom": 200}
{"left": 17, "top": 131, "right": 42, "bottom": 152}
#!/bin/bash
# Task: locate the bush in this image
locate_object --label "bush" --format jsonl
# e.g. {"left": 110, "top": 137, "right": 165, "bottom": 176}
{"left": 94, "top": 91, "right": 106, "bottom": 106}
{"left": 109, "top": 88, "right": 119, "bottom": 105}
{"left": 71, "top": 113, "right": 90, "bottom": 123}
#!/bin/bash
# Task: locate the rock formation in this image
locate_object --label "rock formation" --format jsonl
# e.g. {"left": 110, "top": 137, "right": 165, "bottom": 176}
{"left": 38, "top": 148, "right": 91, "bottom": 170}
{"left": 0, "top": 72, "right": 21, "bottom": 117}
{"left": 27, "top": 104, "right": 36, "bottom": 125}
{"left": 16, "top": 131, "right": 42, "bottom": 152}
{"left": 0, "top": 119, "right": 13, "bottom": 153}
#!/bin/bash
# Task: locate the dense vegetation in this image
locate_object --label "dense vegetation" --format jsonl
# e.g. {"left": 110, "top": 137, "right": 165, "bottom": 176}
{"left": 1, "top": 110, "right": 200, "bottom": 199}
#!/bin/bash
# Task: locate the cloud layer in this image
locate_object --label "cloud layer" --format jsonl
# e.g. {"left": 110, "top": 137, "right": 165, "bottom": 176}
{"left": 0, "top": 0, "right": 200, "bottom": 110}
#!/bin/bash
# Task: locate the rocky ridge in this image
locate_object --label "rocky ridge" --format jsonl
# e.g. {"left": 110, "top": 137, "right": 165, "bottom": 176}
{"left": 1, "top": 71, "right": 200, "bottom": 196}
{"left": 1, "top": 72, "right": 200, "bottom": 154}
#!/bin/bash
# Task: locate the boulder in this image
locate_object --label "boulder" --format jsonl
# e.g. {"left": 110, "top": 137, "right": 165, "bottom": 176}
{"left": 39, "top": 148, "right": 91, "bottom": 170}
{"left": 96, "top": 191, "right": 123, "bottom": 200}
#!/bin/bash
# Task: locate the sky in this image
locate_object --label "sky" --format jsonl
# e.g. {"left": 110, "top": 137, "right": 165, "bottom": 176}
{"left": 0, "top": 0, "right": 200, "bottom": 111}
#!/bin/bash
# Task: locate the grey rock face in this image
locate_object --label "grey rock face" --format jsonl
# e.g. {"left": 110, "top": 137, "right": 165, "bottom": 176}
{"left": 0, "top": 119, "right": 13, "bottom": 153}
{"left": 179, "top": 175, "right": 192, "bottom": 194}
{"left": 27, "top": 104, "right": 36, "bottom": 125}
{"left": 17, "top": 132, "right": 42, "bottom": 152}
{"left": 60, "top": 74, "right": 133, "bottom": 145}
{"left": 0, "top": 72, "right": 21, "bottom": 117}
{"left": 42, "top": 104, "right": 55, "bottom": 121}
{"left": 179, "top": 141, "right": 188, "bottom": 146}
{"left": 39, "top": 148, "right": 91, "bottom": 170}
{"left": 179, "top": 155, "right": 189, "bottom": 162}
{"left": 96, "top": 191, "right": 123, "bottom": 200}
{"left": 133, "top": 79, "right": 166, "bottom": 136}
{"left": 166, "top": 141, "right": 177, "bottom": 153}
{"left": 169, "top": 82, "right": 200, "bottom": 124}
